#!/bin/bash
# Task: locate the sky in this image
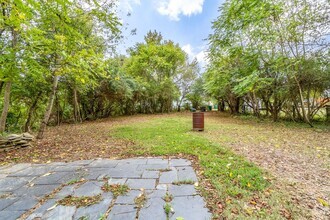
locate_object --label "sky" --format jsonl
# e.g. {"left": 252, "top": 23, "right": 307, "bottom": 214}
{"left": 117, "top": 0, "right": 225, "bottom": 70}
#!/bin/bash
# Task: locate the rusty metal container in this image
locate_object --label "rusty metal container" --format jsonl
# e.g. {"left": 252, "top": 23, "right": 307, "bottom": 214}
{"left": 193, "top": 112, "right": 204, "bottom": 131}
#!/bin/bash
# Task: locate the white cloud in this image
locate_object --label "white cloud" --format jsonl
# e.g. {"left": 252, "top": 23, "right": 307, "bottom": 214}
{"left": 157, "top": 0, "right": 205, "bottom": 21}
{"left": 118, "top": 0, "right": 141, "bottom": 12}
{"left": 182, "top": 44, "right": 194, "bottom": 58}
{"left": 182, "top": 44, "right": 209, "bottom": 70}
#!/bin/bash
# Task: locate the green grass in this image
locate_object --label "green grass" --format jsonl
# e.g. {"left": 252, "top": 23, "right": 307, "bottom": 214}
{"left": 113, "top": 117, "right": 269, "bottom": 192}
{"left": 112, "top": 115, "right": 307, "bottom": 219}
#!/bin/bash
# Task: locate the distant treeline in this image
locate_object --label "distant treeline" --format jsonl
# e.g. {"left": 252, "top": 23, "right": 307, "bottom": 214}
{"left": 0, "top": 1, "right": 201, "bottom": 137}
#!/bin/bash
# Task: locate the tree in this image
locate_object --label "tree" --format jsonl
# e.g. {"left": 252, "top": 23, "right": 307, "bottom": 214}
{"left": 175, "top": 58, "right": 199, "bottom": 111}
{"left": 124, "top": 31, "right": 185, "bottom": 113}
{"left": 206, "top": 0, "right": 330, "bottom": 123}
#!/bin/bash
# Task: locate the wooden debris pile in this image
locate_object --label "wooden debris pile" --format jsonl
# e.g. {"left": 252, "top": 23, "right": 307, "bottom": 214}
{"left": 0, "top": 133, "right": 34, "bottom": 152}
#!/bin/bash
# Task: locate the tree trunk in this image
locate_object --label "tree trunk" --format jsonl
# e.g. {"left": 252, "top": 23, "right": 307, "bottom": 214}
{"left": 73, "top": 87, "right": 82, "bottom": 122}
{"left": 24, "top": 91, "right": 42, "bottom": 132}
{"left": 0, "top": 82, "right": 12, "bottom": 132}
{"left": 37, "top": 75, "right": 59, "bottom": 139}
{"left": 0, "top": 81, "right": 4, "bottom": 94}
{"left": 218, "top": 99, "right": 225, "bottom": 112}
{"left": 294, "top": 76, "right": 313, "bottom": 127}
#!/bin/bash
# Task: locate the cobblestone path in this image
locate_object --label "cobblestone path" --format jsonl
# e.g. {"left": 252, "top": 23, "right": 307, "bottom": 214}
{"left": 0, "top": 158, "right": 211, "bottom": 220}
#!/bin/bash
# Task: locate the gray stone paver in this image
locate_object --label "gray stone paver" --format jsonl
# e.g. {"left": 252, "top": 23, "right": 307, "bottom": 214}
{"left": 5, "top": 196, "right": 38, "bottom": 211}
{"left": 139, "top": 197, "right": 166, "bottom": 220}
{"left": 115, "top": 190, "right": 141, "bottom": 204}
{"left": 0, "top": 210, "right": 25, "bottom": 220}
{"left": 170, "top": 195, "right": 212, "bottom": 220}
{"left": 126, "top": 178, "right": 156, "bottom": 189}
{"left": 142, "top": 170, "right": 159, "bottom": 179}
{"left": 159, "top": 168, "right": 177, "bottom": 183}
{"left": 108, "top": 178, "right": 127, "bottom": 185}
{"left": 0, "top": 198, "right": 18, "bottom": 211}
{"left": 43, "top": 205, "right": 76, "bottom": 220}
{"left": 0, "top": 158, "right": 211, "bottom": 219}
{"left": 107, "top": 204, "right": 137, "bottom": 220}
{"left": 14, "top": 184, "right": 60, "bottom": 198}
{"left": 74, "top": 195, "right": 112, "bottom": 220}
{"left": 74, "top": 181, "right": 103, "bottom": 197}
{"left": 170, "top": 158, "right": 191, "bottom": 167}
{"left": 177, "top": 166, "right": 198, "bottom": 182}
{"left": 168, "top": 184, "right": 197, "bottom": 197}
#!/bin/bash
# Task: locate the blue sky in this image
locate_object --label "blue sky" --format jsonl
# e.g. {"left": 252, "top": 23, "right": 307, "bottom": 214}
{"left": 117, "top": 0, "right": 225, "bottom": 69}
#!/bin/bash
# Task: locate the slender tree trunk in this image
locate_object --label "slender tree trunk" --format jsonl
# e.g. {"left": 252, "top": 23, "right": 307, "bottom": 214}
{"left": 73, "top": 87, "right": 82, "bottom": 122}
{"left": 0, "top": 82, "right": 12, "bottom": 132}
{"left": 218, "top": 99, "right": 225, "bottom": 112}
{"left": 0, "top": 81, "right": 4, "bottom": 94}
{"left": 24, "top": 91, "right": 42, "bottom": 132}
{"left": 56, "top": 94, "right": 60, "bottom": 126}
{"left": 294, "top": 76, "right": 313, "bottom": 127}
{"left": 0, "top": 29, "right": 17, "bottom": 132}
{"left": 37, "top": 75, "right": 59, "bottom": 139}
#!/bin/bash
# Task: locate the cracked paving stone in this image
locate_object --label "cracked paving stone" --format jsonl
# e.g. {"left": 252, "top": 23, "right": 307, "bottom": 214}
{"left": 159, "top": 168, "right": 177, "bottom": 184}
{"left": 146, "top": 189, "right": 167, "bottom": 199}
{"left": 107, "top": 168, "right": 142, "bottom": 178}
{"left": 115, "top": 190, "right": 141, "bottom": 205}
{"left": 139, "top": 197, "right": 166, "bottom": 220}
{"left": 137, "top": 164, "right": 169, "bottom": 171}
{"left": 0, "top": 211, "right": 25, "bottom": 220}
{"left": 52, "top": 166, "right": 82, "bottom": 172}
{"left": 126, "top": 179, "right": 156, "bottom": 189}
{"left": 142, "top": 170, "right": 159, "bottom": 179}
{"left": 147, "top": 158, "right": 168, "bottom": 164}
{"left": 74, "top": 194, "right": 113, "bottom": 220}
{"left": 67, "top": 160, "right": 94, "bottom": 166}
{"left": 0, "top": 177, "right": 34, "bottom": 192}
{"left": 87, "top": 159, "right": 119, "bottom": 168}
{"left": 170, "top": 159, "right": 191, "bottom": 167}
{"left": 85, "top": 168, "right": 111, "bottom": 180}
{"left": 43, "top": 205, "right": 76, "bottom": 220}
{"left": 0, "top": 198, "right": 18, "bottom": 211}
{"left": 32, "top": 172, "right": 70, "bottom": 185}
{"left": 58, "top": 171, "right": 86, "bottom": 184}
{"left": 0, "top": 164, "right": 31, "bottom": 174}
{"left": 170, "top": 195, "right": 212, "bottom": 220}
{"left": 54, "top": 185, "right": 75, "bottom": 199}
{"left": 74, "top": 181, "right": 103, "bottom": 197}
{"left": 107, "top": 205, "right": 136, "bottom": 220}
{"left": 14, "top": 184, "right": 60, "bottom": 198}
{"left": 8, "top": 165, "right": 55, "bottom": 177}
{"left": 26, "top": 199, "right": 57, "bottom": 220}
{"left": 168, "top": 184, "right": 197, "bottom": 197}
{"left": 5, "top": 196, "right": 38, "bottom": 211}
{"left": 156, "top": 184, "right": 167, "bottom": 191}
{"left": 108, "top": 178, "right": 127, "bottom": 185}
{"left": 177, "top": 166, "right": 198, "bottom": 182}
{"left": 117, "top": 158, "right": 148, "bottom": 165}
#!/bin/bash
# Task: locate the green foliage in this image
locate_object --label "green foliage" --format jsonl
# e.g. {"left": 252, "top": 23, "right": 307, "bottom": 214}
{"left": 123, "top": 31, "right": 186, "bottom": 113}
{"left": 206, "top": 0, "right": 330, "bottom": 122}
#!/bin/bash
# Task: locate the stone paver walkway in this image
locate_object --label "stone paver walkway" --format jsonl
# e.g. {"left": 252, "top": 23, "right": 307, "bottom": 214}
{"left": 0, "top": 158, "right": 211, "bottom": 220}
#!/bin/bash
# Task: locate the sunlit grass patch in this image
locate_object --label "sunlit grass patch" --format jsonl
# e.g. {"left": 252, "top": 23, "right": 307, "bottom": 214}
{"left": 111, "top": 117, "right": 299, "bottom": 218}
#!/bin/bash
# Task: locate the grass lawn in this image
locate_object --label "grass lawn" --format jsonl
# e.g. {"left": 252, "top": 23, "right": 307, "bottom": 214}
{"left": 1, "top": 112, "right": 329, "bottom": 219}
{"left": 111, "top": 113, "right": 309, "bottom": 219}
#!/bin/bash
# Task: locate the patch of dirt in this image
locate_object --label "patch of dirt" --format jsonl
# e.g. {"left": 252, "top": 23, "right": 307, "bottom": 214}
{"left": 205, "top": 112, "right": 330, "bottom": 219}
{"left": 0, "top": 115, "right": 160, "bottom": 164}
